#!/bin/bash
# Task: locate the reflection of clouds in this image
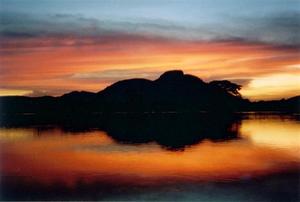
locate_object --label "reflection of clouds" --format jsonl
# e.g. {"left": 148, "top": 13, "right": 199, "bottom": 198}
{"left": 70, "top": 143, "right": 160, "bottom": 153}
{"left": 241, "top": 118, "right": 300, "bottom": 154}
{"left": 1, "top": 115, "right": 300, "bottom": 184}
{"left": 0, "top": 128, "right": 35, "bottom": 142}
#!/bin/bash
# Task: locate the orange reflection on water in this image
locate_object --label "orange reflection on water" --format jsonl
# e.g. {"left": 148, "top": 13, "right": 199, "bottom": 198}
{"left": 241, "top": 117, "right": 300, "bottom": 158}
{"left": 1, "top": 117, "right": 299, "bottom": 186}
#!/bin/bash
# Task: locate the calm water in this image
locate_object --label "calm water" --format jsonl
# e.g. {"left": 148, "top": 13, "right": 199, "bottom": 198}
{"left": 0, "top": 113, "right": 300, "bottom": 201}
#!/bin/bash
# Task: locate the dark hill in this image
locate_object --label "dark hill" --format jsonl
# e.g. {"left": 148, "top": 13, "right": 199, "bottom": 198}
{"left": 0, "top": 70, "right": 299, "bottom": 117}
{"left": 95, "top": 70, "right": 246, "bottom": 112}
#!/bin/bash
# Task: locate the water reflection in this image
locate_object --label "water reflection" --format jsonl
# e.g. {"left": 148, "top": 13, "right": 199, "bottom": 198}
{"left": 103, "top": 114, "right": 241, "bottom": 150}
{"left": 241, "top": 117, "right": 300, "bottom": 150}
{"left": 0, "top": 113, "right": 299, "bottom": 201}
{"left": 1, "top": 113, "right": 242, "bottom": 150}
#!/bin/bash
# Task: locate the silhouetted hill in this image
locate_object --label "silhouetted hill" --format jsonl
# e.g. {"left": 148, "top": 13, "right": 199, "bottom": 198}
{"left": 96, "top": 70, "right": 247, "bottom": 112}
{"left": 61, "top": 91, "right": 96, "bottom": 99}
{"left": 0, "top": 70, "right": 299, "bottom": 117}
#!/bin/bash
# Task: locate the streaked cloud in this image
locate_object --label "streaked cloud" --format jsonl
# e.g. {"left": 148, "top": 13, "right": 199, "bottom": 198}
{"left": 1, "top": 36, "right": 299, "bottom": 99}
{"left": 241, "top": 73, "right": 300, "bottom": 100}
{"left": 0, "top": 88, "right": 32, "bottom": 96}
{"left": 70, "top": 68, "right": 161, "bottom": 82}
{"left": 1, "top": 11, "right": 300, "bottom": 48}
{"left": 0, "top": 1, "right": 299, "bottom": 99}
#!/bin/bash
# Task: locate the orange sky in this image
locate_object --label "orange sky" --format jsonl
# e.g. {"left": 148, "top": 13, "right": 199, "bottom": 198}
{"left": 1, "top": 36, "right": 299, "bottom": 100}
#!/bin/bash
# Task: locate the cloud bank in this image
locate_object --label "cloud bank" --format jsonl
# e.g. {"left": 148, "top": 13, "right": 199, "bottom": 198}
{"left": 0, "top": 5, "right": 299, "bottom": 100}
{"left": 1, "top": 12, "right": 300, "bottom": 48}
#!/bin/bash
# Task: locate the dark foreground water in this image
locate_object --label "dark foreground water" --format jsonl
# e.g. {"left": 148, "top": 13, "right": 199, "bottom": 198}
{"left": 0, "top": 113, "right": 299, "bottom": 201}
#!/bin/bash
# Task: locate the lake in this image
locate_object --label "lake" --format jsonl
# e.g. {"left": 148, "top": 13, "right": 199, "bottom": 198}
{"left": 0, "top": 113, "right": 299, "bottom": 201}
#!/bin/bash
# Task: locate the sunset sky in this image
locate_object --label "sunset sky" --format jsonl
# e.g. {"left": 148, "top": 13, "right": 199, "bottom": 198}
{"left": 0, "top": 0, "right": 299, "bottom": 100}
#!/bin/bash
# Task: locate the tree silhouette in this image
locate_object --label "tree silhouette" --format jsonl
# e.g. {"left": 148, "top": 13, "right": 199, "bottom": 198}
{"left": 209, "top": 80, "right": 242, "bottom": 97}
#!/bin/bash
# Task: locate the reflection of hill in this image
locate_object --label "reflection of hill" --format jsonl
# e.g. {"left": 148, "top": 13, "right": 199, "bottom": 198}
{"left": 103, "top": 113, "right": 241, "bottom": 150}
{"left": 0, "top": 112, "right": 241, "bottom": 150}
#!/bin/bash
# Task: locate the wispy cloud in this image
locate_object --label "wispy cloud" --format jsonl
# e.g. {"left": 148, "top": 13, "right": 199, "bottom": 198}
{"left": 0, "top": 9, "right": 299, "bottom": 99}
{"left": 1, "top": 12, "right": 300, "bottom": 48}
{"left": 70, "top": 68, "right": 161, "bottom": 82}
